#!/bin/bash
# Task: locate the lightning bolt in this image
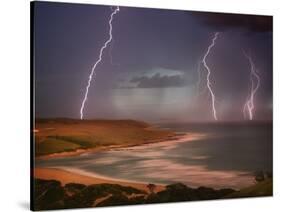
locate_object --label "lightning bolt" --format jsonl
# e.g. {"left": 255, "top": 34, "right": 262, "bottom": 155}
{"left": 243, "top": 51, "right": 260, "bottom": 120}
{"left": 80, "top": 6, "right": 120, "bottom": 120}
{"left": 202, "top": 32, "right": 219, "bottom": 121}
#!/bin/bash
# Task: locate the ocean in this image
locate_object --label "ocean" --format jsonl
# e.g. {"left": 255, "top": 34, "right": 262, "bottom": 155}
{"left": 36, "top": 121, "right": 272, "bottom": 189}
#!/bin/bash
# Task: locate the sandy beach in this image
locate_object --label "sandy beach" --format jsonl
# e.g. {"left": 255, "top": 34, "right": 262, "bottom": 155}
{"left": 34, "top": 133, "right": 202, "bottom": 192}
{"left": 34, "top": 167, "right": 165, "bottom": 193}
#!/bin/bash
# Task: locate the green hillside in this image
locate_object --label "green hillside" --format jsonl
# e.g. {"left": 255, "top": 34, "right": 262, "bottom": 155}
{"left": 34, "top": 119, "right": 175, "bottom": 156}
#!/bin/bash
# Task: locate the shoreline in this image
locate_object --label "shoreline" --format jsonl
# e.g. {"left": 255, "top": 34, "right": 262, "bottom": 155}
{"left": 34, "top": 167, "right": 165, "bottom": 193}
{"left": 34, "top": 132, "right": 204, "bottom": 192}
{"left": 36, "top": 132, "right": 198, "bottom": 160}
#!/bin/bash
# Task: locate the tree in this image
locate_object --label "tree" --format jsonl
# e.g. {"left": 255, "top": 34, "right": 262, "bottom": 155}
{"left": 147, "top": 183, "right": 156, "bottom": 194}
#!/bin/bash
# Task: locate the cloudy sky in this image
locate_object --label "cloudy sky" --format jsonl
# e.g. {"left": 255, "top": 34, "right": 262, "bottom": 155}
{"left": 34, "top": 1, "right": 272, "bottom": 122}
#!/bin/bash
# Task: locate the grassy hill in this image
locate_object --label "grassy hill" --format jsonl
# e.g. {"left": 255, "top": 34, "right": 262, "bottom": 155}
{"left": 34, "top": 119, "right": 175, "bottom": 156}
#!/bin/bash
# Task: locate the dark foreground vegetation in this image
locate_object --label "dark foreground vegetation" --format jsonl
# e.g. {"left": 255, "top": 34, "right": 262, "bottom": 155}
{"left": 33, "top": 177, "right": 272, "bottom": 211}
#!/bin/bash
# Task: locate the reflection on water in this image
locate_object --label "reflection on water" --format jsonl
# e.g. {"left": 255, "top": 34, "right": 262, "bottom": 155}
{"left": 36, "top": 122, "right": 272, "bottom": 189}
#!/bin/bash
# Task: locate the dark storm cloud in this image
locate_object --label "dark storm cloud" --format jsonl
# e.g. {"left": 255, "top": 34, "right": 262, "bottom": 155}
{"left": 130, "top": 73, "right": 185, "bottom": 88}
{"left": 193, "top": 12, "right": 272, "bottom": 32}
